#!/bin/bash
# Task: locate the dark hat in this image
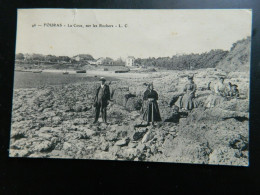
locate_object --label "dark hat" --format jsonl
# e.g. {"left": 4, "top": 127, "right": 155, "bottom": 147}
{"left": 219, "top": 76, "right": 225, "bottom": 80}
{"left": 99, "top": 77, "right": 106, "bottom": 81}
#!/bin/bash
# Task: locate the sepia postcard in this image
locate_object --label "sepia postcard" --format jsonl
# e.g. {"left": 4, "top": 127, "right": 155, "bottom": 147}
{"left": 10, "top": 9, "right": 251, "bottom": 166}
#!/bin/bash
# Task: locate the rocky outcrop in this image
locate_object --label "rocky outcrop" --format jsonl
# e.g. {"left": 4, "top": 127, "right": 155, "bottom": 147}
{"left": 10, "top": 68, "right": 249, "bottom": 166}
{"left": 125, "top": 97, "right": 142, "bottom": 111}
{"left": 112, "top": 87, "right": 143, "bottom": 112}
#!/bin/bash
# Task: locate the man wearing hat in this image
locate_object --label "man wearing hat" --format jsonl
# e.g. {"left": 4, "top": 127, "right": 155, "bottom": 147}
{"left": 93, "top": 77, "right": 110, "bottom": 124}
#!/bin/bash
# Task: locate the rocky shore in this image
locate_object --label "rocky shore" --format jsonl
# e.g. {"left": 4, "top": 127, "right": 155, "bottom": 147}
{"left": 9, "top": 69, "right": 249, "bottom": 166}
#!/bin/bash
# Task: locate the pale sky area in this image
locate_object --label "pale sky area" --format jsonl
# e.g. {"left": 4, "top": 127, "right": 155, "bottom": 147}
{"left": 16, "top": 9, "right": 252, "bottom": 59}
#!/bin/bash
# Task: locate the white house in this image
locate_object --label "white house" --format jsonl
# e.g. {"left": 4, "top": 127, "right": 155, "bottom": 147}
{"left": 88, "top": 60, "right": 98, "bottom": 65}
{"left": 126, "top": 56, "right": 135, "bottom": 66}
{"left": 96, "top": 57, "right": 105, "bottom": 65}
{"left": 74, "top": 56, "right": 81, "bottom": 61}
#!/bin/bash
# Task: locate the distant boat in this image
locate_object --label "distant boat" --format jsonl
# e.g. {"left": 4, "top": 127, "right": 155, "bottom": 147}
{"left": 76, "top": 70, "right": 86, "bottom": 73}
{"left": 115, "top": 70, "right": 129, "bottom": 73}
{"left": 32, "top": 70, "right": 42, "bottom": 73}
{"left": 63, "top": 69, "right": 69, "bottom": 74}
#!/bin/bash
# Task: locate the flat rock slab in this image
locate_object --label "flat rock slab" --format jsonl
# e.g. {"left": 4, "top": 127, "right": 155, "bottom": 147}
{"left": 115, "top": 138, "right": 130, "bottom": 147}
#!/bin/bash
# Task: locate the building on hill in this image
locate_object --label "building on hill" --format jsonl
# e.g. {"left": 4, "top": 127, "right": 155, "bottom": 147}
{"left": 72, "top": 55, "right": 81, "bottom": 62}
{"left": 102, "top": 57, "right": 114, "bottom": 65}
{"left": 126, "top": 56, "right": 135, "bottom": 66}
{"left": 86, "top": 57, "right": 105, "bottom": 65}
{"left": 96, "top": 57, "right": 105, "bottom": 65}
{"left": 88, "top": 60, "right": 98, "bottom": 65}
{"left": 72, "top": 54, "right": 94, "bottom": 62}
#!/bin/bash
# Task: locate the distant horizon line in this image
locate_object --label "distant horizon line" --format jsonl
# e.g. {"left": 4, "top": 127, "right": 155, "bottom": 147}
{"left": 15, "top": 35, "right": 251, "bottom": 59}
{"left": 16, "top": 49, "right": 229, "bottom": 60}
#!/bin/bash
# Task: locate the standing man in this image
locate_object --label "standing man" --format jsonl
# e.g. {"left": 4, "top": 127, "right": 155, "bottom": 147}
{"left": 93, "top": 77, "right": 110, "bottom": 124}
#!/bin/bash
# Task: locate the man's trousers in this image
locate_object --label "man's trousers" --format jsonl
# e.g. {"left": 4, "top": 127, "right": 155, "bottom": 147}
{"left": 94, "top": 103, "right": 107, "bottom": 123}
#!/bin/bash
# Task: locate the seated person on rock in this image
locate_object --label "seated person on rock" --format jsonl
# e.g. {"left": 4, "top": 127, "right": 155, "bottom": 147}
{"left": 225, "top": 82, "right": 232, "bottom": 97}
{"left": 226, "top": 82, "right": 239, "bottom": 98}
{"left": 142, "top": 83, "right": 162, "bottom": 126}
{"left": 231, "top": 84, "right": 239, "bottom": 98}
{"left": 175, "top": 75, "right": 198, "bottom": 111}
{"left": 204, "top": 76, "right": 228, "bottom": 108}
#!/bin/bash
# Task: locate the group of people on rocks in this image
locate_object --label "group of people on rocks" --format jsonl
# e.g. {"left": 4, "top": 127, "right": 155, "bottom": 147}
{"left": 204, "top": 76, "right": 239, "bottom": 108}
{"left": 92, "top": 75, "right": 240, "bottom": 126}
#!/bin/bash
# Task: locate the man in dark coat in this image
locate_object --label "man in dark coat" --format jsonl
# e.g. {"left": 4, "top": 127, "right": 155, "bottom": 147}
{"left": 142, "top": 83, "right": 162, "bottom": 126}
{"left": 93, "top": 77, "right": 110, "bottom": 124}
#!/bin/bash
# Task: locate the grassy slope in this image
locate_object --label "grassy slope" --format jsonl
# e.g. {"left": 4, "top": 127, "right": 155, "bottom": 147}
{"left": 217, "top": 37, "right": 251, "bottom": 72}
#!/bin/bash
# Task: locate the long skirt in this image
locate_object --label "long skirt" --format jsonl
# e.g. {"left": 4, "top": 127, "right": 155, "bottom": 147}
{"left": 175, "top": 94, "right": 198, "bottom": 110}
{"left": 204, "top": 94, "right": 227, "bottom": 108}
{"left": 142, "top": 101, "right": 162, "bottom": 122}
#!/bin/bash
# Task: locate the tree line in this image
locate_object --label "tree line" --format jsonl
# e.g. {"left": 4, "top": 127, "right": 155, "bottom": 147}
{"left": 135, "top": 49, "right": 228, "bottom": 70}
{"left": 15, "top": 53, "right": 93, "bottom": 62}
{"left": 15, "top": 53, "right": 125, "bottom": 65}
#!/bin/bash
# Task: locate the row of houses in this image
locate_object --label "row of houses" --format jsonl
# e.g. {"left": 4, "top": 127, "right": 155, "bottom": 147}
{"left": 16, "top": 53, "right": 136, "bottom": 67}
{"left": 73, "top": 56, "right": 136, "bottom": 67}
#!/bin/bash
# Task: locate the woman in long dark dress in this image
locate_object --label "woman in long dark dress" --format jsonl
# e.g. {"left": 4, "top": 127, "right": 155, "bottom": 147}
{"left": 142, "top": 83, "right": 162, "bottom": 126}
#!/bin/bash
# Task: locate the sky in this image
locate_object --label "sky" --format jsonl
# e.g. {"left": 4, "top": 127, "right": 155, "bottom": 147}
{"left": 16, "top": 9, "right": 252, "bottom": 59}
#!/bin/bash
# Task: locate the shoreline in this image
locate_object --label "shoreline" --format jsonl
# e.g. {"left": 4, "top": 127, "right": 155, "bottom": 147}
{"left": 13, "top": 71, "right": 120, "bottom": 89}
{"left": 15, "top": 68, "right": 158, "bottom": 79}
